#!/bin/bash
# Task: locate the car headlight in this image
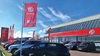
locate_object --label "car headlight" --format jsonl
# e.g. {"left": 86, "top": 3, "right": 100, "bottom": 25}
{"left": 8, "top": 46, "right": 14, "bottom": 51}
{"left": 29, "top": 53, "right": 34, "bottom": 56}
{"left": 13, "top": 49, "right": 20, "bottom": 55}
{"left": 8, "top": 46, "right": 11, "bottom": 50}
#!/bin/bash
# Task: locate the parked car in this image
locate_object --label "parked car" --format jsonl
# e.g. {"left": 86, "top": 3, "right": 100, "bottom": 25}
{"left": 65, "top": 41, "right": 81, "bottom": 50}
{"left": 3, "top": 40, "right": 17, "bottom": 48}
{"left": 63, "top": 41, "right": 70, "bottom": 44}
{"left": 5, "top": 40, "right": 26, "bottom": 50}
{"left": 8, "top": 40, "right": 45, "bottom": 54}
{"left": 94, "top": 42, "right": 100, "bottom": 51}
{"left": 1, "top": 41, "right": 9, "bottom": 48}
{"left": 77, "top": 42, "right": 96, "bottom": 52}
{"left": 12, "top": 43, "right": 70, "bottom": 56}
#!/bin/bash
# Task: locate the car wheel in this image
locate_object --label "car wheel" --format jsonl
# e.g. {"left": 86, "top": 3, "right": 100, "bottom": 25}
{"left": 82, "top": 48, "right": 85, "bottom": 51}
{"left": 82, "top": 48, "right": 87, "bottom": 52}
{"left": 43, "top": 54, "right": 46, "bottom": 56}
{"left": 11, "top": 48, "right": 18, "bottom": 54}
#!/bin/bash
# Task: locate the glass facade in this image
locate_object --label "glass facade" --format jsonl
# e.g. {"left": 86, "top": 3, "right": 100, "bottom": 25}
{"left": 50, "top": 19, "right": 100, "bottom": 33}
{"left": 78, "top": 36, "right": 100, "bottom": 42}
{"left": 45, "top": 19, "right": 100, "bottom": 43}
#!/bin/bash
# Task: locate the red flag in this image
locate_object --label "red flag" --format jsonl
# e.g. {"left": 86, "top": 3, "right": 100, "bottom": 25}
{"left": 1, "top": 27, "right": 9, "bottom": 42}
{"left": 32, "top": 31, "right": 35, "bottom": 40}
{"left": 48, "top": 28, "right": 51, "bottom": 42}
{"left": 24, "top": 3, "right": 38, "bottom": 27}
{"left": 9, "top": 25, "right": 14, "bottom": 44}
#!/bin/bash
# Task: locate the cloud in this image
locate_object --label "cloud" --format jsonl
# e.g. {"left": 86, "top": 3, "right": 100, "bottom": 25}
{"left": 38, "top": 29, "right": 46, "bottom": 37}
{"left": 28, "top": 28, "right": 37, "bottom": 32}
{"left": 38, "top": 7, "right": 57, "bottom": 25}
{"left": 38, "top": 20, "right": 48, "bottom": 28}
{"left": 48, "top": 7, "right": 71, "bottom": 22}
{"left": 38, "top": 7, "right": 71, "bottom": 24}
{"left": 28, "top": 31, "right": 33, "bottom": 34}
{"left": 17, "top": 4, "right": 23, "bottom": 11}
{"left": 14, "top": 31, "right": 33, "bottom": 38}
{"left": 38, "top": 30, "right": 43, "bottom": 34}
{"left": 38, "top": 29, "right": 45, "bottom": 34}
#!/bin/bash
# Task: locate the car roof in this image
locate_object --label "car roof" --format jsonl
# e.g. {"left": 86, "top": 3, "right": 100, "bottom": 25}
{"left": 81, "top": 42, "right": 95, "bottom": 44}
{"left": 82, "top": 42, "right": 94, "bottom": 43}
{"left": 26, "top": 40, "right": 45, "bottom": 42}
{"left": 38, "top": 42, "right": 64, "bottom": 45}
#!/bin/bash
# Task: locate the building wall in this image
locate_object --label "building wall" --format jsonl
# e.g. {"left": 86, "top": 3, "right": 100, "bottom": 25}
{"left": 78, "top": 35, "right": 100, "bottom": 42}
{"left": 44, "top": 14, "right": 100, "bottom": 43}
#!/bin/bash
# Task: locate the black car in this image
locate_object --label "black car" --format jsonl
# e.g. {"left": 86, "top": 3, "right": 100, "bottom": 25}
{"left": 63, "top": 41, "right": 70, "bottom": 44}
{"left": 12, "top": 43, "right": 70, "bottom": 56}
{"left": 77, "top": 42, "right": 96, "bottom": 52}
{"left": 65, "top": 41, "right": 81, "bottom": 50}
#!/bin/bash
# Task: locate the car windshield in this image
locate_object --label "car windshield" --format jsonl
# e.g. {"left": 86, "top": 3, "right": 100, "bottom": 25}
{"left": 69, "top": 42, "right": 75, "bottom": 44}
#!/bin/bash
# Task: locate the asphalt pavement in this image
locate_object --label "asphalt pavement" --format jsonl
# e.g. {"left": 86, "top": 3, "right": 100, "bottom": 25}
{"left": 70, "top": 50, "right": 100, "bottom": 56}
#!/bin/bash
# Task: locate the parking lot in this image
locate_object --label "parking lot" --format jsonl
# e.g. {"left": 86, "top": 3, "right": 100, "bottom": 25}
{"left": 1, "top": 45, "right": 100, "bottom": 56}
{"left": 70, "top": 50, "right": 100, "bottom": 56}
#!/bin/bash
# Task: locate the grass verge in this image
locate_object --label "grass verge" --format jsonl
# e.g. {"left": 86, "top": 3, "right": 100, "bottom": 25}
{"left": 0, "top": 46, "right": 12, "bottom": 56}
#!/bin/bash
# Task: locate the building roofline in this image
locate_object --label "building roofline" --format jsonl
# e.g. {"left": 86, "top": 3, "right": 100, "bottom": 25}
{"left": 45, "top": 14, "right": 100, "bottom": 31}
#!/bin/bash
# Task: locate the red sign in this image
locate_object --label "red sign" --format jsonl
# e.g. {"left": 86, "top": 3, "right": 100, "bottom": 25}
{"left": 48, "top": 28, "right": 51, "bottom": 41}
{"left": 0, "top": 38, "right": 1, "bottom": 42}
{"left": 24, "top": 3, "right": 38, "bottom": 27}
{"left": 9, "top": 25, "right": 14, "bottom": 44}
{"left": 1, "top": 27, "right": 9, "bottom": 42}
{"left": 50, "top": 28, "right": 100, "bottom": 38}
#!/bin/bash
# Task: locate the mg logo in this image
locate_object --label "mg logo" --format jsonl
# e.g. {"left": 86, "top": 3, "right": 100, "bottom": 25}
{"left": 27, "top": 20, "right": 30, "bottom": 23}
{"left": 28, "top": 7, "right": 34, "bottom": 12}
{"left": 89, "top": 29, "right": 95, "bottom": 35}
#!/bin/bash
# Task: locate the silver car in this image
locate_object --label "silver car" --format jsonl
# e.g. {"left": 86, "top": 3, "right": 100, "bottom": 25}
{"left": 8, "top": 40, "right": 45, "bottom": 54}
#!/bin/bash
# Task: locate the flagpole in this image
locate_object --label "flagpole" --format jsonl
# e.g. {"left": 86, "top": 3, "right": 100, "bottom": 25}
{"left": 20, "top": 2, "right": 37, "bottom": 56}
{"left": 20, "top": 2, "right": 24, "bottom": 56}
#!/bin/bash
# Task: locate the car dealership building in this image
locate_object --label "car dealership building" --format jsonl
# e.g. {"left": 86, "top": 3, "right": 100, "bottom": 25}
{"left": 44, "top": 14, "right": 100, "bottom": 43}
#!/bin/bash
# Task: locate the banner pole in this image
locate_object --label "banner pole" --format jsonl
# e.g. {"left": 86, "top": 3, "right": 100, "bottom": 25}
{"left": 20, "top": 2, "right": 24, "bottom": 56}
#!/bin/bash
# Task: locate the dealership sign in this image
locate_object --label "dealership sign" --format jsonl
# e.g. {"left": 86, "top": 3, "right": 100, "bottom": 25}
{"left": 1, "top": 27, "right": 9, "bottom": 42}
{"left": 89, "top": 29, "right": 95, "bottom": 35}
{"left": 50, "top": 28, "right": 100, "bottom": 37}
